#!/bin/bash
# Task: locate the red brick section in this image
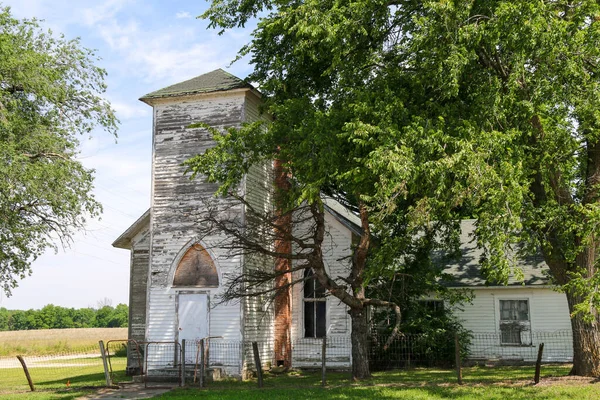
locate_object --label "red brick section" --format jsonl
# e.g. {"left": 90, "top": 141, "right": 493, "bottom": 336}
{"left": 273, "top": 159, "right": 292, "bottom": 368}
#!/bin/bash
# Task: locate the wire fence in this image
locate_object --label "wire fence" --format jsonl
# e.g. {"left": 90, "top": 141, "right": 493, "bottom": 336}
{"left": 0, "top": 330, "right": 582, "bottom": 392}
{"left": 0, "top": 341, "right": 130, "bottom": 394}
{"left": 170, "top": 330, "right": 577, "bottom": 382}
{"left": 468, "top": 330, "right": 573, "bottom": 363}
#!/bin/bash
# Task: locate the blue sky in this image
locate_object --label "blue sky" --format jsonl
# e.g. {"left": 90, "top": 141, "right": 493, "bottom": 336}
{"left": 0, "top": 0, "right": 255, "bottom": 310}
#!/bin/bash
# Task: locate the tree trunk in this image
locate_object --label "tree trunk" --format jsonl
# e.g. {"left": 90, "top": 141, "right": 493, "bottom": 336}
{"left": 565, "top": 244, "right": 600, "bottom": 376}
{"left": 349, "top": 307, "right": 371, "bottom": 380}
{"left": 565, "top": 293, "right": 600, "bottom": 376}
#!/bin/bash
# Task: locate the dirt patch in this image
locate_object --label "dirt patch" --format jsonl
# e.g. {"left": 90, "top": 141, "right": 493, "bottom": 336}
{"left": 534, "top": 375, "right": 600, "bottom": 386}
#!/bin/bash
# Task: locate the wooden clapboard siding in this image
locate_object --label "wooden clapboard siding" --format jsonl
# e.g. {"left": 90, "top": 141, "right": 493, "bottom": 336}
{"left": 146, "top": 91, "right": 247, "bottom": 347}
{"left": 127, "top": 227, "right": 149, "bottom": 370}
{"left": 240, "top": 91, "right": 275, "bottom": 369}
{"left": 451, "top": 287, "right": 573, "bottom": 362}
{"left": 452, "top": 288, "right": 570, "bottom": 333}
{"left": 290, "top": 211, "right": 352, "bottom": 367}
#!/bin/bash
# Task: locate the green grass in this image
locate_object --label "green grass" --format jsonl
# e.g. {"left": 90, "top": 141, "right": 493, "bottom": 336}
{"left": 0, "top": 357, "right": 130, "bottom": 399}
{"left": 156, "top": 365, "right": 600, "bottom": 400}
{"left": 2, "top": 364, "right": 599, "bottom": 400}
{"left": 157, "top": 384, "right": 600, "bottom": 400}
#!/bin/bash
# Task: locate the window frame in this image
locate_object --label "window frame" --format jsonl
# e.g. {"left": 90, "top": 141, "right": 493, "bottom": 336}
{"left": 496, "top": 297, "right": 533, "bottom": 346}
{"left": 303, "top": 269, "right": 327, "bottom": 338}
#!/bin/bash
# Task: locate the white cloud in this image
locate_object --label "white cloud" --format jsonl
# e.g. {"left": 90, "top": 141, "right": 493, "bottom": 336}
{"left": 110, "top": 99, "right": 150, "bottom": 120}
{"left": 176, "top": 11, "right": 192, "bottom": 19}
{"left": 93, "top": 19, "right": 240, "bottom": 85}
{"left": 81, "top": 0, "right": 132, "bottom": 26}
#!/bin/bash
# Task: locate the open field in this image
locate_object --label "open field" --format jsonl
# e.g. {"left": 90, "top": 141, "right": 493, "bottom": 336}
{"left": 0, "top": 327, "right": 127, "bottom": 356}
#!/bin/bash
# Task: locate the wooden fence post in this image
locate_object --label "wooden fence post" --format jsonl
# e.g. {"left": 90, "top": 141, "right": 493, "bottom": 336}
{"left": 16, "top": 355, "right": 35, "bottom": 392}
{"left": 454, "top": 334, "right": 463, "bottom": 385}
{"left": 181, "top": 339, "right": 186, "bottom": 387}
{"left": 534, "top": 343, "right": 545, "bottom": 384}
{"left": 199, "top": 339, "right": 205, "bottom": 388}
{"left": 321, "top": 337, "right": 327, "bottom": 387}
{"left": 252, "top": 341, "right": 263, "bottom": 388}
{"left": 99, "top": 340, "right": 112, "bottom": 386}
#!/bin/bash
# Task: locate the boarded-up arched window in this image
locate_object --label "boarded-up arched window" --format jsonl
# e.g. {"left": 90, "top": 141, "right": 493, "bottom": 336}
{"left": 173, "top": 244, "right": 219, "bottom": 287}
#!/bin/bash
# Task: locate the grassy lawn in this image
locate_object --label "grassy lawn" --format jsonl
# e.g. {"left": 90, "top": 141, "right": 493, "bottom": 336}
{"left": 2, "top": 363, "right": 599, "bottom": 399}
{"left": 158, "top": 384, "right": 600, "bottom": 400}
{"left": 156, "top": 365, "right": 600, "bottom": 400}
{"left": 0, "top": 357, "right": 129, "bottom": 399}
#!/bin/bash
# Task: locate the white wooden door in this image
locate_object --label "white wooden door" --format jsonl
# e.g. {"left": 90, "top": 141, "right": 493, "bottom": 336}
{"left": 178, "top": 293, "right": 209, "bottom": 363}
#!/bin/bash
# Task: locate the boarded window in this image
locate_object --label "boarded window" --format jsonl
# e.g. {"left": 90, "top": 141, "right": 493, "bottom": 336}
{"left": 173, "top": 244, "right": 218, "bottom": 287}
{"left": 304, "top": 269, "right": 326, "bottom": 338}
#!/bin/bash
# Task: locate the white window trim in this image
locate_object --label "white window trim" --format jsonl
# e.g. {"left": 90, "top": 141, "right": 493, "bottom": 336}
{"left": 494, "top": 294, "right": 534, "bottom": 346}
{"left": 302, "top": 273, "right": 328, "bottom": 338}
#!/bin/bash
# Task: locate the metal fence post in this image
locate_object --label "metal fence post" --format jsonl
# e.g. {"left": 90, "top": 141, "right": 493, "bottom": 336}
{"left": 321, "top": 336, "right": 327, "bottom": 387}
{"left": 99, "top": 340, "right": 112, "bottom": 386}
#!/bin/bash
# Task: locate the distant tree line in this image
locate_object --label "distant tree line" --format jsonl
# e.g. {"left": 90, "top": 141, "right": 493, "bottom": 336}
{"left": 0, "top": 304, "right": 128, "bottom": 331}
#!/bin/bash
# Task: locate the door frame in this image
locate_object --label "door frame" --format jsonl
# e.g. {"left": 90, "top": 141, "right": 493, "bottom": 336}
{"left": 175, "top": 290, "right": 210, "bottom": 346}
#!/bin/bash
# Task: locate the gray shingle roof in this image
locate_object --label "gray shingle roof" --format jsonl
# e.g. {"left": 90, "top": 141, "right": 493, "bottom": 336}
{"left": 140, "top": 69, "right": 252, "bottom": 101}
{"left": 442, "top": 220, "right": 550, "bottom": 287}
{"left": 320, "top": 209, "right": 551, "bottom": 287}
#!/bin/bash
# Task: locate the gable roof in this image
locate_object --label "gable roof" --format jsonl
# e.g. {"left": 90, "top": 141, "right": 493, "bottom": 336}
{"left": 317, "top": 210, "right": 550, "bottom": 287}
{"left": 442, "top": 220, "right": 550, "bottom": 287}
{"left": 112, "top": 209, "right": 150, "bottom": 249}
{"left": 139, "top": 69, "right": 253, "bottom": 103}
{"left": 322, "top": 196, "right": 363, "bottom": 236}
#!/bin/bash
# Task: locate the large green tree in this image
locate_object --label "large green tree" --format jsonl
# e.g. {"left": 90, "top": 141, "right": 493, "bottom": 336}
{"left": 196, "top": 0, "right": 600, "bottom": 376}
{"left": 190, "top": 0, "right": 470, "bottom": 379}
{"left": 0, "top": 7, "right": 117, "bottom": 294}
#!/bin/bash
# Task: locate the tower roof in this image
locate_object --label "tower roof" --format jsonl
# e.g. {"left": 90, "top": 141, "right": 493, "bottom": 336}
{"left": 140, "top": 69, "right": 252, "bottom": 102}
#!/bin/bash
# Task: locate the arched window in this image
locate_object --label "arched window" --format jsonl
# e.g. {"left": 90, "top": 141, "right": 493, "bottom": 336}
{"left": 304, "top": 269, "right": 326, "bottom": 338}
{"left": 173, "top": 244, "right": 218, "bottom": 287}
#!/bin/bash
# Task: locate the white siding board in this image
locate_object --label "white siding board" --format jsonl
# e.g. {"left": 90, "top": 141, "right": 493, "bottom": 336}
{"left": 290, "top": 211, "right": 352, "bottom": 367}
{"left": 452, "top": 287, "right": 573, "bottom": 362}
{"left": 240, "top": 92, "right": 274, "bottom": 371}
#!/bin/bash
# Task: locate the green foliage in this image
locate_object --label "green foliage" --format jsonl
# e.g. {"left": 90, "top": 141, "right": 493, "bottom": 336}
{"left": 0, "top": 6, "right": 118, "bottom": 294}
{"left": 199, "top": 0, "right": 600, "bottom": 319}
{"left": 95, "top": 303, "right": 128, "bottom": 328}
{"left": 0, "top": 304, "right": 128, "bottom": 330}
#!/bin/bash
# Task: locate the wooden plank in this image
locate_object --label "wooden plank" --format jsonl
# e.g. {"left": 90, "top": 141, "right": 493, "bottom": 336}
{"left": 99, "top": 341, "right": 112, "bottom": 386}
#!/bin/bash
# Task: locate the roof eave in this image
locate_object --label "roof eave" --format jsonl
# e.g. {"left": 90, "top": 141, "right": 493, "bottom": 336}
{"left": 139, "top": 87, "right": 256, "bottom": 106}
{"left": 112, "top": 209, "right": 151, "bottom": 249}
